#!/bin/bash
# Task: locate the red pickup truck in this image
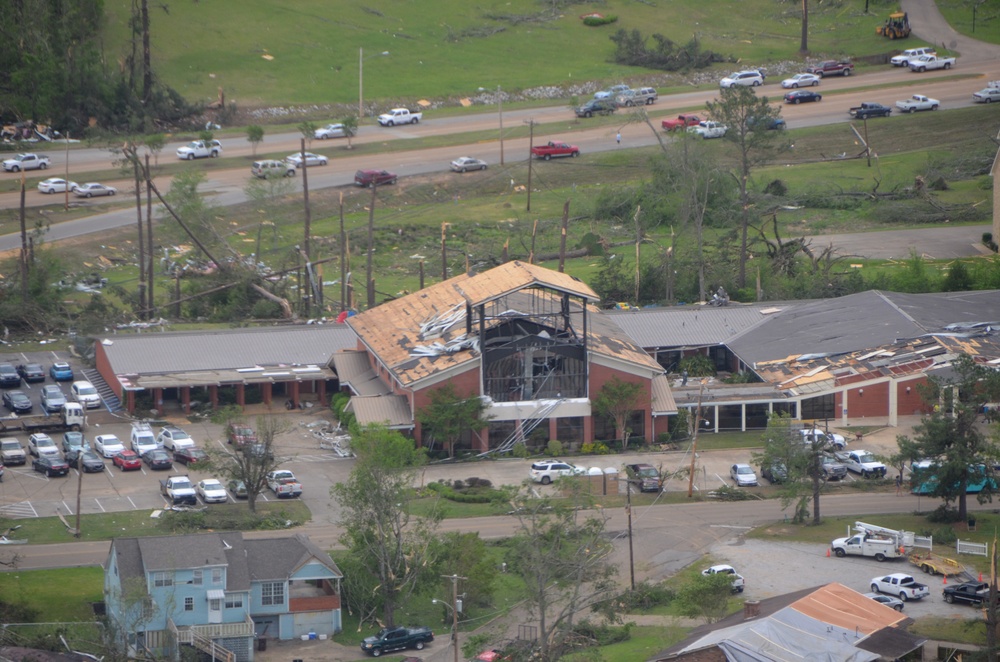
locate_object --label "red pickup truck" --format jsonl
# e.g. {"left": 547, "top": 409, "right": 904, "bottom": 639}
{"left": 531, "top": 141, "right": 580, "bottom": 160}
{"left": 662, "top": 114, "right": 703, "bottom": 131}
{"left": 806, "top": 60, "right": 853, "bottom": 77}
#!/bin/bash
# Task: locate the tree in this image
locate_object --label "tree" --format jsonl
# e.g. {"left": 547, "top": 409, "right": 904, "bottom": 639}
{"left": 897, "top": 354, "right": 1000, "bottom": 520}
{"left": 676, "top": 571, "right": 735, "bottom": 623}
{"left": 332, "top": 424, "right": 438, "bottom": 628}
{"left": 298, "top": 121, "right": 317, "bottom": 148}
{"left": 800, "top": 0, "right": 809, "bottom": 54}
{"left": 205, "top": 415, "right": 288, "bottom": 513}
{"left": 416, "top": 382, "right": 490, "bottom": 458}
{"left": 341, "top": 117, "right": 358, "bottom": 149}
{"left": 752, "top": 412, "right": 826, "bottom": 525}
{"left": 430, "top": 532, "right": 497, "bottom": 609}
{"left": 592, "top": 376, "right": 644, "bottom": 451}
{"left": 144, "top": 133, "right": 165, "bottom": 167}
{"left": 706, "top": 86, "right": 786, "bottom": 289}
{"left": 246, "top": 124, "right": 265, "bottom": 157}
{"left": 505, "top": 481, "right": 617, "bottom": 661}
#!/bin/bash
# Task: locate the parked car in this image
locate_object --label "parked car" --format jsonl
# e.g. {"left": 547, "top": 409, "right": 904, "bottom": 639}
{"left": 158, "top": 426, "right": 195, "bottom": 452}
{"left": 16, "top": 363, "right": 45, "bottom": 383}
{"left": 250, "top": 159, "right": 296, "bottom": 179}
{"left": 625, "top": 463, "right": 661, "bottom": 492}
{"left": 112, "top": 448, "right": 142, "bottom": 471}
{"left": 761, "top": 462, "right": 787, "bottom": 484}
{"left": 354, "top": 169, "right": 397, "bottom": 187}
{"left": 66, "top": 449, "right": 105, "bottom": 473}
{"left": 314, "top": 123, "right": 347, "bottom": 139}
{"left": 0, "top": 364, "right": 21, "bottom": 387}
{"left": 49, "top": 362, "right": 74, "bottom": 381}
{"left": 93, "top": 434, "right": 125, "bottom": 458}
{"left": 228, "top": 479, "right": 248, "bottom": 499}
{"left": 61, "top": 431, "right": 89, "bottom": 453}
{"left": 28, "top": 433, "right": 59, "bottom": 458}
{"left": 40, "top": 385, "right": 67, "bottom": 412}
{"left": 781, "top": 73, "right": 821, "bottom": 88}
{"left": 3, "top": 390, "right": 32, "bottom": 413}
{"left": 720, "top": 70, "right": 763, "bottom": 88}
{"left": 70, "top": 381, "right": 101, "bottom": 409}
{"left": 730, "top": 463, "right": 759, "bottom": 487}
{"left": 285, "top": 152, "right": 328, "bottom": 168}
{"left": 142, "top": 448, "right": 174, "bottom": 470}
{"left": 784, "top": 90, "right": 823, "bottom": 104}
{"left": 37, "top": 178, "right": 78, "bottom": 194}
{"left": 226, "top": 423, "right": 257, "bottom": 447}
{"left": 529, "top": 460, "right": 584, "bottom": 485}
{"left": 594, "top": 84, "right": 630, "bottom": 100}
{"left": 74, "top": 183, "right": 117, "bottom": 198}
{"left": 972, "top": 87, "right": 1000, "bottom": 104}
{"left": 688, "top": 121, "right": 727, "bottom": 139}
{"left": 174, "top": 447, "right": 208, "bottom": 466}
{"left": 450, "top": 157, "right": 488, "bottom": 173}
{"left": 747, "top": 115, "right": 786, "bottom": 131}
{"left": 32, "top": 454, "right": 70, "bottom": 477}
{"left": 196, "top": 479, "right": 229, "bottom": 504}
{"left": 863, "top": 592, "right": 904, "bottom": 611}
{"left": 615, "top": 86, "right": 658, "bottom": 106}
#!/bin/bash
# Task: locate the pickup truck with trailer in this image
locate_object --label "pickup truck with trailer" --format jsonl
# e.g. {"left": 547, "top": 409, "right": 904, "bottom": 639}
{"left": 266, "top": 470, "right": 302, "bottom": 498}
{"left": 377, "top": 108, "right": 422, "bottom": 126}
{"left": 574, "top": 99, "right": 616, "bottom": 118}
{"left": 895, "top": 95, "right": 940, "bottom": 112}
{"left": 0, "top": 403, "right": 86, "bottom": 434}
{"left": 834, "top": 450, "right": 887, "bottom": 477}
{"left": 662, "top": 114, "right": 702, "bottom": 131}
{"left": 2, "top": 153, "right": 50, "bottom": 172}
{"left": 909, "top": 55, "right": 955, "bottom": 72}
{"left": 360, "top": 626, "right": 434, "bottom": 657}
{"left": 176, "top": 140, "right": 222, "bottom": 160}
{"left": 890, "top": 47, "right": 936, "bottom": 67}
{"left": 943, "top": 581, "right": 989, "bottom": 606}
{"left": 0, "top": 437, "right": 27, "bottom": 465}
{"left": 160, "top": 475, "right": 198, "bottom": 506}
{"left": 870, "top": 573, "right": 929, "bottom": 601}
{"left": 849, "top": 103, "right": 892, "bottom": 119}
{"left": 806, "top": 60, "right": 853, "bottom": 77}
{"left": 531, "top": 141, "right": 580, "bottom": 160}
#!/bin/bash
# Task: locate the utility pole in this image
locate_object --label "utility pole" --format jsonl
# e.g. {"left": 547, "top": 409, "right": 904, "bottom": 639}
{"left": 134, "top": 152, "right": 146, "bottom": 317}
{"left": 74, "top": 458, "right": 83, "bottom": 537}
{"left": 64, "top": 131, "right": 70, "bottom": 212}
{"left": 441, "top": 574, "right": 465, "bottom": 662}
{"left": 301, "top": 138, "right": 312, "bottom": 316}
{"left": 146, "top": 154, "right": 154, "bottom": 316}
{"left": 625, "top": 481, "right": 635, "bottom": 589}
{"left": 366, "top": 183, "right": 377, "bottom": 309}
{"left": 498, "top": 85, "right": 505, "bottom": 166}
{"left": 524, "top": 119, "right": 535, "bottom": 211}
{"left": 339, "top": 192, "right": 346, "bottom": 313}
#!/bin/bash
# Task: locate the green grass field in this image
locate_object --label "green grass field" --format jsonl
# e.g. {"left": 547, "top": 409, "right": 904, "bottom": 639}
{"left": 100, "top": 0, "right": 914, "bottom": 108}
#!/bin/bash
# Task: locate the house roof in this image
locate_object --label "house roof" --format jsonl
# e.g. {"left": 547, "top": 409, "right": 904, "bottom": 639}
{"left": 332, "top": 350, "right": 391, "bottom": 396}
{"left": 109, "top": 537, "right": 145, "bottom": 586}
{"left": 244, "top": 534, "right": 342, "bottom": 581}
{"left": 134, "top": 533, "right": 251, "bottom": 591}
{"left": 348, "top": 262, "right": 660, "bottom": 388}
{"left": 100, "top": 324, "right": 357, "bottom": 376}
{"left": 653, "top": 583, "right": 917, "bottom": 662}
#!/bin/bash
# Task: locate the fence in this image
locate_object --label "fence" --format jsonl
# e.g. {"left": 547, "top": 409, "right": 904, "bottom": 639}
{"left": 957, "top": 539, "right": 989, "bottom": 557}
{"left": 912, "top": 534, "right": 933, "bottom": 551}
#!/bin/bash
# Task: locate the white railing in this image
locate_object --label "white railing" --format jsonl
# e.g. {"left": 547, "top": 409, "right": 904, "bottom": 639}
{"left": 957, "top": 539, "right": 988, "bottom": 557}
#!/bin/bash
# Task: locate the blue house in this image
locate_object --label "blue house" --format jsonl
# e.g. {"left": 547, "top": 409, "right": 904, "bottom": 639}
{"left": 104, "top": 532, "right": 342, "bottom": 661}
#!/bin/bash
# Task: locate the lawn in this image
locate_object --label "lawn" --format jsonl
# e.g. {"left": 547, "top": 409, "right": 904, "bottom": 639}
{"left": 99, "top": 0, "right": 917, "bottom": 108}
{"left": 0, "top": 567, "right": 104, "bottom": 622}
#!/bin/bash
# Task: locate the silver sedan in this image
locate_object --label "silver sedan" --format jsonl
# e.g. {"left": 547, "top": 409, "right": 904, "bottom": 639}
{"left": 450, "top": 156, "right": 488, "bottom": 173}
{"left": 74, "top": 183, "right": 117, "bottom": 198}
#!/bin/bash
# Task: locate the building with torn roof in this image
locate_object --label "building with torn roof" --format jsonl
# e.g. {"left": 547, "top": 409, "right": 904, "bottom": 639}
{"left": 104, "top": 532, "right": 342, "bottom": 662}
{"left": 339, "top": 260, "right": 674, "bottom": 452}
{"left": 651, "top": 583, "right": 925, "bottom": 662}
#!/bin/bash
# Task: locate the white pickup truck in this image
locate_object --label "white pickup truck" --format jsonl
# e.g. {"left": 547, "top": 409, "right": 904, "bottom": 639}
{"left": 378, "top": 108, "right": 423, "bottom": 126}
{"left": 834, "top": 449, "right": 887, "bottom": 478}
{"left": 870, "top": 573, "right": 929, "bottom": 601}
{"left": 688, "top": 121, "right": 727, "bottom": 140}
{"left": 266, "top": 470, "right": 303, "bottom": 498}
{"left": 895, "top": 95, "right": 940, "bottom": 113}
{"left": 890, "top": 47, "right": 936, "bottom": 67}
{"left": 831, "top": 533, "right": 904, "bottom": 562}
{"left": 909, "top": 55, "right": 955, "bottom": 72}
{"left": 702, "top": 564, "right": 745, "bottom": 593}
{"left": 176, "top": 139, "right": 223, "bottom": 160}
{"left": 2, "top": 153, "right": 50, "bottom": 172}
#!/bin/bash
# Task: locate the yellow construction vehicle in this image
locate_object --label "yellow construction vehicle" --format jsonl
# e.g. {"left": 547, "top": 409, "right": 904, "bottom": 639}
{"left": 877, "top": 12, "right": 911, "bottom": 39}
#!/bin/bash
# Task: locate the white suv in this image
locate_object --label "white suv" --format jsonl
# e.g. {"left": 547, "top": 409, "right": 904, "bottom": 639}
{"left": 890, "top": 47, "right": 935, "bottom": 67}
{"left": 720, "top": 70, "right": 763, "bottom": 88}
{"left": 529, "top": 460, "right": 584, "bottom": 485}
{"left": 158, "top": 425, "right": 195, "bottom": 451}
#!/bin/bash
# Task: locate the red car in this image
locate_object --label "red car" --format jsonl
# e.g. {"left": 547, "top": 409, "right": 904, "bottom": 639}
{"left": 174, "top": 447, "right": 208, "bottom": 466}
{"left": 226, "top": 423, "right": 257, "bottom": 447}
{"left": 113, "top": 449, "right": 142, "bottom": 471}
{"left": 661, "top": 114, "right": 702, "bottom": 131}
{"left": 354, "top": 169, "right": 397, "bottom": 187}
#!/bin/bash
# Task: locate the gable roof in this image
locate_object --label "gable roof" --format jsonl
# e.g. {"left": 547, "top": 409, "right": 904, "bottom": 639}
{"left": 452, "top": 260, "right": 599, "bottom": 305}
{"left": 244, "top": 534, "right": 341, "bottom": 581}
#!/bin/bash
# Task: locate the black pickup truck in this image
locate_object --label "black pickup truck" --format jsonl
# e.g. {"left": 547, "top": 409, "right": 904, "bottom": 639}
{"left": 360, "top": 626, "right": 434, "bottom": 657}
{"left": 849, "top": 102, "right": 892, "bottom": 119}
{"left": 943, "top": 581, "right": 990, "bottom": 606}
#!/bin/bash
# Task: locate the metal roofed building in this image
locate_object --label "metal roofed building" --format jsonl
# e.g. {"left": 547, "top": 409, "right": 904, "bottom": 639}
{"left": 345, "top": 261, "right": 673, "bottom": 452}
{"left": 96, "top": 325, "right": 357, "bottom": 414}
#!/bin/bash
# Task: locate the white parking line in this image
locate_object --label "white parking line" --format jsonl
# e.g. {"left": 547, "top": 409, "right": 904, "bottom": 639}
{"left": 95, "top": 499, "right": 106, "bottom": 512}
{"left": 127, "top": 496, "right": 137, "bottom": 509}
{"left": 0, "top": 501, "right": 38, "bottom": 518}
{"left": 61, "top": 500, "right": 74, "bottom": 515}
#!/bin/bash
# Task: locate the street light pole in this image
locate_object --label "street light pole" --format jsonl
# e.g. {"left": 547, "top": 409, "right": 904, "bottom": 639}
{"left": 498, "top": 85, "right": 504, "bottom": 166}
{"left": 434, "top": 573, "right": 465, "bottom": 662}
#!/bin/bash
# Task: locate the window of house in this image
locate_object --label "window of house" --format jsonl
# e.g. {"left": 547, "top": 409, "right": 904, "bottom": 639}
{"left": 152, "top": 571, "right": 173, "bottom": 588}
{"left": 192, "top": 570, "right": 203, "bottom": 586}
{"left": 184, "top": 597, "right": 194, "bottom": 611}
{"left": 261, "top": 582, "right": 284, "bottom": 606}
{"left": 212, "top": 568, "right": 223, "bottom": 584}
{"left": 225, "top": 594, "right": 244, "bottom": 609}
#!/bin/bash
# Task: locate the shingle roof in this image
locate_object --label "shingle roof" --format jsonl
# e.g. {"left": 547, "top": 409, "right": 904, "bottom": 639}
{"left": 244, "top": 534, "right": 341, "bottom": 581}
{"left": 110, "top": 537, "right": 144, "bottom": 585}
{"left": 101, "top": 325, "right": 357, "bottom": 375}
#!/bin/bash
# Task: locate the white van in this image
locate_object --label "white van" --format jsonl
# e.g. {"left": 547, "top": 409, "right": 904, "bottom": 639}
{"left": 130, "top": 422, "right": 159, "bottom": 455}
{"left": 70, "top": 381, "right": 101, "bottom": 409}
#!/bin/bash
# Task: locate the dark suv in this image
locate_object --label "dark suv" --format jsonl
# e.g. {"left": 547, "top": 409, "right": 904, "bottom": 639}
{"left": 0, "top": 364, "right": 20, "bottom": 388}
{"left": 626, "top": 463, "right": 661, "bottom": 492}
{"left": 575, "top": 99, "right": 617, "bottom": 118}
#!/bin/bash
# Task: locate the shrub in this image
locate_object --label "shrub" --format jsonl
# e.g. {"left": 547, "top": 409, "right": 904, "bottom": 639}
{"left": 763, "top": 179, "right": 787, "bottom": 196}
{"left": 933, "top": 526, "right": 958, "bottom": 545}
{"left": 570, "top": 620, "right": 633, "bottom": 646}
{"left": 582, "top": 14, "right": 618, "bottom": 27}
{"left": 680, "top": 354, "right": 715, "bottom": 377}
{"left": 511, "top": 441, "right": 529, "bottom": 458}
{"left": 926, "top": 504, "right": 963, "bottom": 523}
{"left": 580, "top": 441, "right": 611, "bottom": 455}
{"left": 546, "top": 439, "right": 564, "bottom": 456}
{"left": 712, "top": 485, "right": 757, "bottom": 501}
